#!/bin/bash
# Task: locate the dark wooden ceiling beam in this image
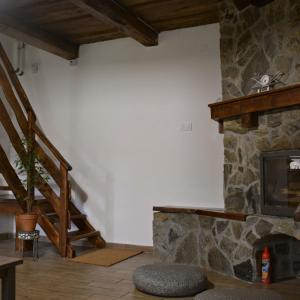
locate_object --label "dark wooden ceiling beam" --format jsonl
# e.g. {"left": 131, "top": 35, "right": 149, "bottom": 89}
{"left": 69, "top": 0, "right": 158, "bottom": 46}
{"left": 0, "top": 14, "right": 79, "bottom": 60}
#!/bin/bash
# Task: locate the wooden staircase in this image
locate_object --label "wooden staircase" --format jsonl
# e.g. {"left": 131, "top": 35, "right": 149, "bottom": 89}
{"left": 0, "top": 43, "right": 105, "bottom": 258}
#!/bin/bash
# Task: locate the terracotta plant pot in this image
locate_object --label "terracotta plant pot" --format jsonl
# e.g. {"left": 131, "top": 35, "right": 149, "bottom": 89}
{"left": 16, "top": 213, "right": 38, "bottom": 232}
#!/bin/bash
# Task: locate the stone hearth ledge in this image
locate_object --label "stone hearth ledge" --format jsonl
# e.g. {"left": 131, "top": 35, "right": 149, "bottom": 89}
{"left": 153, "top": 211, "right": 300, "bottom": 282}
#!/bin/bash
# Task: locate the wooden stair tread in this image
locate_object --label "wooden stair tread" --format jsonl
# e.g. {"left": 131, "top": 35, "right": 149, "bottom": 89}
{"left": 45, "top": 212, "right": 58, "bottom": 217}
{"left": 0, "top": 198, "right": 22, "bottom": 214}
{"left": 0, "top": 194, "right": 17, "bottom": 201}
{"left": 0, "top": 194, "right": 46, "bottom": 201}
{"left": 45, "top": 212, "right": 59, "bottom": 224}
{"left": 0, "top": 186, "right": 11, "bottom": 190}
{"left": 68, "top": 230, "right": 99, "bottom": 242}
{"left": 0, "top": 198, "right": 18, "bottom": 204}
{"left": 46, "top": 212, "right": 86, "bottom": 220}
{"left": 70, "top": 214, "right": 86, "bottom": 220}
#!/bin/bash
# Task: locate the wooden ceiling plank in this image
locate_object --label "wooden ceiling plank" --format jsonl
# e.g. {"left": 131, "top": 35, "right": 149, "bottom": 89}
{"left": 234, "top": 0, "right": 274, "bottom": 10}
{"left": 233, "top": 0, "right": 251, "bottom": 10}
{"left": 150, "top": 10, "right": 219, "bottom": 32}
{"left": 0, "top": 13, "right": 79, "bottom": 60}
{"left": 40, "top": 15, "right": 116, "bottom": 36}
{"left": 251, "top": 0, "right": 274, "bottom": 7}
{"left": 2, "top": 1, "right": 87, "bottom": 26}
{"left": 69, "top": 0, "right": 158, "bottom": 46}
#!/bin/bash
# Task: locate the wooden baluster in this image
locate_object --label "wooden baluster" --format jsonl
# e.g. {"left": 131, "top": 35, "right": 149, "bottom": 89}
{"left": 27, "top": 110, "right": 35, "bottom": 210}
{"left": 59, "top": 164, "right": 69, "bottom": 257}
{"left": 67, "top": 180, "right": 72, "bottom": 229}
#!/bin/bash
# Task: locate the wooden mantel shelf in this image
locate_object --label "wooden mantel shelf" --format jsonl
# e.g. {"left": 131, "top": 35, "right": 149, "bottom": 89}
{"left": 208, "top": 84, "right": 300, "bottom": 132}
{"left": 153, "top": 206, "right": 248, "bottom": 221}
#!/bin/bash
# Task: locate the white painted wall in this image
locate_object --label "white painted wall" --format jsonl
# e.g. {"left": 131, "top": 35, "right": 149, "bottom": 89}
{"left": 1, "top": 24, "right": 223, "bottom": 245}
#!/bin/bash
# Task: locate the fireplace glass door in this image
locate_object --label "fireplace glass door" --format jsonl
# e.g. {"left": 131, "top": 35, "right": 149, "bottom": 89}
{"left": 261, "top": 150, "right": 300, "bottom": 217}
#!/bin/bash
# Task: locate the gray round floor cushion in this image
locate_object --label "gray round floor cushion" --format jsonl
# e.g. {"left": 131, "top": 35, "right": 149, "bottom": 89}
{"left": 194, "top": 288, "right": 284, "bottom": 300}
{"left": 133, "top": 263, "right": 207, "bottom": 297}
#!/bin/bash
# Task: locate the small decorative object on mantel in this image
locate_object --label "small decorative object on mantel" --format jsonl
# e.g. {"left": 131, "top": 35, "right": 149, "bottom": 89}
{"left": 251, "top": 72, "right": 285, "bottom": 93}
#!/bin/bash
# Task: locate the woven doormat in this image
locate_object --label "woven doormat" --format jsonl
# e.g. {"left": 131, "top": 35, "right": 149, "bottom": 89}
{"left": 72, "top": 248, "right": 143, "bottom": 267}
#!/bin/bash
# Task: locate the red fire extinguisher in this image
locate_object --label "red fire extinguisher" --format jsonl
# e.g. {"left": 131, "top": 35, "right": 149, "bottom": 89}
{"left": 261, "top": 246, "right": 271, "bottom": 284}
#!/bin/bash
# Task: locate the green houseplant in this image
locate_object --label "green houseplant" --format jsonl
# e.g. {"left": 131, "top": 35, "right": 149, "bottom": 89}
{"left": 14, "top": 137, "right": 49, "bottom": 231}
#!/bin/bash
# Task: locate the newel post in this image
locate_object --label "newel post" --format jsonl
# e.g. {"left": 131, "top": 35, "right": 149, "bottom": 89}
{"left": 59, "top": 164, "right": 69, "bottom": 257}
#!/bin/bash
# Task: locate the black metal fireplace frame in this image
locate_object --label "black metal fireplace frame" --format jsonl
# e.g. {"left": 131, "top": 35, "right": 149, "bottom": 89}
{"left": 260, "top": 149, "right": 300, "bottom": 217}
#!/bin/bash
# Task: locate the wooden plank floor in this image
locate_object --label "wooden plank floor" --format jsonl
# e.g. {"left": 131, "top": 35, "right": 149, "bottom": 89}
{"left": 0, "top": 239, "right": 299, "bottom": 299}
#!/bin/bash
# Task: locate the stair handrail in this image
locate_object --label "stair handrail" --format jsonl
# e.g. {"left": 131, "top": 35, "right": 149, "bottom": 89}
{"left": 0, "top": 43, "right": 36, "bottom": 120}
{"left": 0, "top": 42, "right": 72, "bottom": 171}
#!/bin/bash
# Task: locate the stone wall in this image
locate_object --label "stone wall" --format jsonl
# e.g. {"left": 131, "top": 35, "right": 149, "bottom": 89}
{"left": 220, "top": 0, "right": 300, "bottom": 99}
{"left": 153, "top": 212, "right": 300, "bottom": 281}
{"left": 220, "top": 0, "right": 300, "bottom": 213}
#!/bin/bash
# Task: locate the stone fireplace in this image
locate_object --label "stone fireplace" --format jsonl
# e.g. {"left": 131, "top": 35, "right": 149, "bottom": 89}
{"left": 153, "top": 0, "right": 300, "bottom": 282}
{"left": 223, "top": 111, "right": 300, "bottom": 217}
{"left": 260, "top": 149, "right": 300, "bottom": 217}
{"left": 153, "top": 99, "right": 300, "bottom": 282}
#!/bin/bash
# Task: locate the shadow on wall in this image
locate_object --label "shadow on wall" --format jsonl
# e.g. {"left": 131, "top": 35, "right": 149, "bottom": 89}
{"left": 69, "top": 158, "right": 115, "bottom": 241}
{"left": 69, "top": 175, "right": 88, "bottom": 205}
